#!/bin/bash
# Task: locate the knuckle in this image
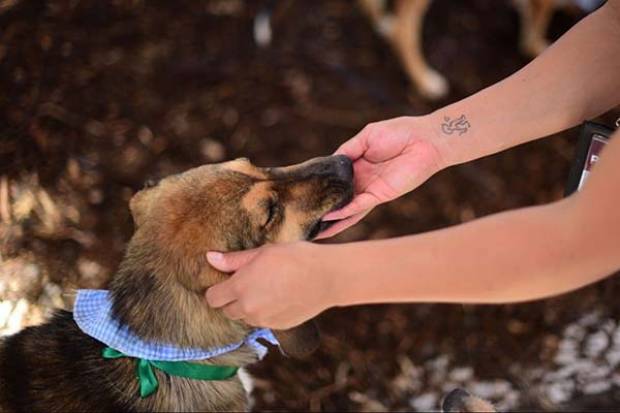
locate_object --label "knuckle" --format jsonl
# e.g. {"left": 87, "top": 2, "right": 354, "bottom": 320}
{"left": 364, "top": 123, "right": 377, "bottom": 134}
{"left": 239, "top": 299, "right": 254, "bottom": 316}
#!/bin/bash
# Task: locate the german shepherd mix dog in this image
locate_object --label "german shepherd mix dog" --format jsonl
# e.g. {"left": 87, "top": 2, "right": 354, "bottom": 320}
{"left": 0, "top": 155, "right": 354, "bottom": 412}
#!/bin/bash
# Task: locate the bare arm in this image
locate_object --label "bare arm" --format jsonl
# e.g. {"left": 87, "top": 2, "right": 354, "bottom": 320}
{"left": 322, "top": 1, "right": 620, "bottom": 237}
{"left": 432, "top": 1, "right": 620, "bottom": 167}
{"left": 204, "top": 130, "right": 620, "bottom": 329}
{"left": 205, "top": 2, "right": 620, "bottom": 329}
{"left": 331, "top": 128, "right": 620, "bottom": 306}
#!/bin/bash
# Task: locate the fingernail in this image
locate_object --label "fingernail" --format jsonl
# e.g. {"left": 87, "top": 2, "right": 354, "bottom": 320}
{"left": 207, "top": 251, "right": 223, "bottom": 263}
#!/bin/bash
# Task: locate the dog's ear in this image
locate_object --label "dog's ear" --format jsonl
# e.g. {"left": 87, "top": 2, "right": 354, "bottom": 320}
{"left": 273, "top": 319, "right": 320, "bottom": 359}
{"left": 129, "top": 191, "right": 148, "bottom": 227}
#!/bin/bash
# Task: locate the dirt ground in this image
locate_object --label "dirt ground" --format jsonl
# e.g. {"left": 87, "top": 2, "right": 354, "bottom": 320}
{"left": 1, "top": 0, "right": 619, "bottom": 411}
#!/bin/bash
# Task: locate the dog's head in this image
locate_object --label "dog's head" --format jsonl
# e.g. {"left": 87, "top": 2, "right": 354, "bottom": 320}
{"left": 113, "top": 155, "right": 353, "bottom": 358}
{"left": 129, "top": 154, "right": 353, "bottom": 255}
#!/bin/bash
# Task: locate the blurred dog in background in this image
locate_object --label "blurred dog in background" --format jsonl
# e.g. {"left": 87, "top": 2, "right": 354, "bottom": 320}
{"left": 357, "top": 0, "right": 603, "bottom": 99}
{"left": 256, "top": 0, "right": 603, "bottom": 99}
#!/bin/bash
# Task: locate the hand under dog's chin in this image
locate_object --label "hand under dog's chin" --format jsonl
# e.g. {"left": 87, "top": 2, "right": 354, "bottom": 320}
{"left": 309, "top": 193, "right": 353, "bottom": 239}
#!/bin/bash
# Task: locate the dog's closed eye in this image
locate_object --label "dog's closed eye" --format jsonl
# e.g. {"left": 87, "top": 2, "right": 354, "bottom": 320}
{"left": 263, "top": 197, "right": 278, "bottom": 227}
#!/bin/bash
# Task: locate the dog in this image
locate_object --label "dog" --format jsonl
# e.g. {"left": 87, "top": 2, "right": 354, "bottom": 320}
{"left": 0, "top": 155, "right": 354, "bottom": 412}
{"left": 254, "top": 0, "right": 600, "bottom": 100}
{"left": 356, "top": 0, "right": 603, "bottom": 99}
{"left": 442, "top": 388, "right": 497, "bottom": 412}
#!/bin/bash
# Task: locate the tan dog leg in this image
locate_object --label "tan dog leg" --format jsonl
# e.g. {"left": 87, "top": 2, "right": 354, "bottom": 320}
{"left": 391, "top": 0, "right": 448, "bottom": 99}
{"left": 514, "top": 0, "right": 555, "bottom": 57}
{"left": 358, "top": 0, "right": 387, "bottom": 28}
{"left": 358, "top": 0, "right": 448, "bottom": 99}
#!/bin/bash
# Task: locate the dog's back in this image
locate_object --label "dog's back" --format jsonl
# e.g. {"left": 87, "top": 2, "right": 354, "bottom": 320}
{"left": 0, "top": 311, "right": 133, "bottom": 412}
{"left": 0, "top": 311, "right": 252, "bottom": 412}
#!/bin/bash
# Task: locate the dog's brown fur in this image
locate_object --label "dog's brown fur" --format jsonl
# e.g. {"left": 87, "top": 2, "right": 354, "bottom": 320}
{"left": 0, "top": 155, "right": 353, "bottom": 412}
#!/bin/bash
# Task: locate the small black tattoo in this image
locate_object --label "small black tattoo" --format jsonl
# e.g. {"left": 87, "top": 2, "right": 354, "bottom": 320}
{"left": 441, "top": 115, "right": 470, "bottom": 136}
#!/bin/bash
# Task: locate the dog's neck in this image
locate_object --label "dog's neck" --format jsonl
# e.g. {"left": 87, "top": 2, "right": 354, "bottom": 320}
{"left": 107, "top": 238, "right": 248, "bottom": 354}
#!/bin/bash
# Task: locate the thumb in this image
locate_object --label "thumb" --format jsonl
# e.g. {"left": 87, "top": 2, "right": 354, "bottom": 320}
{"left": 207, "top": 248, "right": 261, "bottom": 273}
{"left": 334, "top": 128, "right": 368, "bottom": 161}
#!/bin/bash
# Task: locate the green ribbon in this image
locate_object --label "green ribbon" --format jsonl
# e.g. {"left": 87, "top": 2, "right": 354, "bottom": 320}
{"left": 102, "top": 347, "right": 239, "bottom": 398}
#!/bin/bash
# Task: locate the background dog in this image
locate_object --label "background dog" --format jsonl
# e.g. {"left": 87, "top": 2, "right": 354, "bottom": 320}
{"left": 254, "top": 0, "right": 602, "bottom": 99}
{"left": 357, "top": 0, "right": 603, "bottom": 99}
{"left": 0, "top": 155, "right": 353, "bottom": 412}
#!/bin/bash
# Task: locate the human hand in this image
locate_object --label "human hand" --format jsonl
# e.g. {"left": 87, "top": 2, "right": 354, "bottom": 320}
{"left": 318, "top": 116, "right": 444, "bottom": 238}
{"left": 205, "top": 242, "right": 337, "bottom": 330}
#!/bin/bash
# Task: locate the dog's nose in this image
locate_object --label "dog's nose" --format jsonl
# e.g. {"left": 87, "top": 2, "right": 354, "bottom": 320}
{"left": 282, "top": 155, "right": 354, "bottom": 182}
{"left": 332, "top": 154, "right": 353, "bottom": 182}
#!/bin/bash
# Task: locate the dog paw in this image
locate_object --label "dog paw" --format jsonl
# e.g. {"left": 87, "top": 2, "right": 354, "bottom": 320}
{"left": 418, "top": 69, "right": 449, "bottom": 100}
{"left": 376, "top": 15, "right": 394, "bottom": 37}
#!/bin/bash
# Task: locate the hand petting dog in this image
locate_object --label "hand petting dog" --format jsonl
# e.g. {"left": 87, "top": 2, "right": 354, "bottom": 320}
{"left": 318, "top": 116, "right": 443, "bottom": 238}
{"left": 206, "top": 115, "right": 444, "bottom": 329}
{"left": 206, "top": 243, "right": 334, "bottom": 330}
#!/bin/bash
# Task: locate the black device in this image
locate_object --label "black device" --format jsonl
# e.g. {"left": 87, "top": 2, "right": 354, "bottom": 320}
{"left": 565, "top": 121, "right": 615, "bottom": 196}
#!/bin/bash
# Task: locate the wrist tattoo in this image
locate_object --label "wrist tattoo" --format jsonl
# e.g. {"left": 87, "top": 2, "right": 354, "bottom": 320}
{"left": 441, "top": 114, "right": 470, "bottom": 136}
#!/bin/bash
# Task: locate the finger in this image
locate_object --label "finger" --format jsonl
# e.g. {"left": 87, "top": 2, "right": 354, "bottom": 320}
{"left": 221, "top": 301, "right": 246, "bottom": 321}
{"left": 315, "top": 209, "right": 371, "bottom": 239}
{"left": 322, "top": 192, "right": 379, "bottom": 221}
{"left": 207, "top": 248, "right": 261, "bottom": 273}
{"left": 333, "top": 127, "right": 369, "bottom": 160}
{"left": 243, "top": 316, "right": 272, "bottom": 328}
{"left": 206, "top": 280, "right": 238, "bottom": 308}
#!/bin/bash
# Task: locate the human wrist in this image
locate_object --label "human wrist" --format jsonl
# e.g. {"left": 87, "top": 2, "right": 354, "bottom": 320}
{"left": 319, "top": 241, "right": 383, "bottom": 309}
{"left": 314, "top": 242, "right": 357, "bottom": 309}
{"left": 424, "top": 109, "right": 466, "bottom": 168}
{"left": 394, "top": 114, "right": 449, "bottom": 179}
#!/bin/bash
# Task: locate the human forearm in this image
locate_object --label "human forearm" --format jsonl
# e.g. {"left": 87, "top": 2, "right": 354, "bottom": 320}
{"left": 328, "top": 197, "right": 614, "bottom": 306}
{"left": 429, "top": 2, "right": 620, "bottom": 167}
{"left": 206, "top": 132, "right": 620, "bottom": 328}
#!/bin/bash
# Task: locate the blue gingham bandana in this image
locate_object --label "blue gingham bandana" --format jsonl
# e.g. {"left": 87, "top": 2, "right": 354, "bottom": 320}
{"left": 73, "top": 289, "right": 278, "bottom": 361}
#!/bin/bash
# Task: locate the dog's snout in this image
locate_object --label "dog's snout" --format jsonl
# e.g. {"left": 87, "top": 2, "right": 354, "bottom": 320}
{"left": 309, "top": 155, "right": 353, "bottom": 182}
{"left": 333, "top": 154, "right": 353, "bottom": 182}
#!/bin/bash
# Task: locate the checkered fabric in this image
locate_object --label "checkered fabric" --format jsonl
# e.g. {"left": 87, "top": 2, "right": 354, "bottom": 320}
{"left": 73, "top": 289, "right": 278, "bottom": 361}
